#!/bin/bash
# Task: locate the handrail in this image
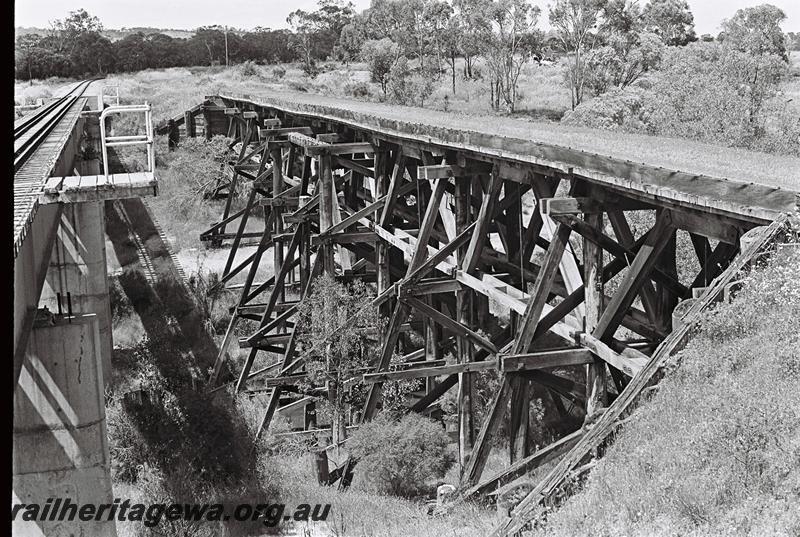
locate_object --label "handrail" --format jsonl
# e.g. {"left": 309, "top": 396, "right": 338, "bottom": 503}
{"left": 99, "top": 103, "right": 155, "bottom": 178}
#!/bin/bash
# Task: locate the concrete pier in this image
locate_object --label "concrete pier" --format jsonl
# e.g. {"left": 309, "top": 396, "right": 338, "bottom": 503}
{"left": 40, "top": 201, "right": 113, "bottom": 383}
{"left": 13, "top": 314, "right": 116, "bottom": 537}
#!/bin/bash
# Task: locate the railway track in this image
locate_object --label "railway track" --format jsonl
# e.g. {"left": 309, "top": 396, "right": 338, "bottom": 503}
{"left": 13, "top": 78, "right": 97, "bottom": 173}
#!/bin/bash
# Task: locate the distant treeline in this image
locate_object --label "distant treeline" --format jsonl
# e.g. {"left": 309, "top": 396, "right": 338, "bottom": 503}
{"left": 15, "top": 9, "right": 298, "bottom": 79}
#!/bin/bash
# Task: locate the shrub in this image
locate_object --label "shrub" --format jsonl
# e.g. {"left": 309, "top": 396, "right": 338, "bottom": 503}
{"left": 288, "top": 79, "right": 309, "bottom": 93}
{"left": 271, "top": 65, "right": 286, "bottom": 80}
{"left": 109, "top": 275, "right": 134, "bottom": 321}
{"left": 387, "top": 56, "right": 412, "bottom": 104}
{"left": 644, "top": 42, "right": 788, "bottom": 148}
{"left": 238, "top": 60, "right": 259, "bottom": 77}
{"left": 563, "top": 41, "right": 797, "bottom": 156}
{"left": 561, "top": 85, "right": 649, "bottom": 131}
{"left": 347, "top": 81, "right": 371, "bottom": 99}
{"left": 296, "top": 275, "right": 381, "bottom": 439}
{"left": 145, "top": 136, "right": 230, "bottom": 250}
{"left": 388, "top": 58, "right": 435, "bottom": 107}
{"left": 361, "top": 38, "right": 399, "bottom": 94}
{"left": 347, "top": 413, "right": 455, "bottom": 497}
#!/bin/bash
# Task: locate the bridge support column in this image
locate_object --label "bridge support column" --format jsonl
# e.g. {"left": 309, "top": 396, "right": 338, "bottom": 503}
{"left": 13, "top": 313, "right": 116, "bottom": 537}
{"left": 40, "top": 201, "right": 113, "bottom": 387}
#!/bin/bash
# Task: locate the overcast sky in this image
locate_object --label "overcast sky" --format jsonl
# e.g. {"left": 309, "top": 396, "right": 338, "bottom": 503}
{"left": 14, "top": 0, "right": 800, "bottom": 35}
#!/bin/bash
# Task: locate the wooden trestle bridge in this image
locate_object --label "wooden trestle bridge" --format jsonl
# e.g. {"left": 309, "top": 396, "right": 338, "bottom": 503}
{"left": 160, "top": 92, "right": 798, "bottom": 535}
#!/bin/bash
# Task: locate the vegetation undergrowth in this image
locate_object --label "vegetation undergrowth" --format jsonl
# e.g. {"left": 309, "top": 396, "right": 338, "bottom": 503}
{"left": 526, "top": 244, "right": 800, "bottom": 537}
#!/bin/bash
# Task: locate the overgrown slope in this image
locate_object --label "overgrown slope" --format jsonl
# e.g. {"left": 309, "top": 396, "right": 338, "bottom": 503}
{"left": 530, "top": 246, "right": 800, "bottom": 537}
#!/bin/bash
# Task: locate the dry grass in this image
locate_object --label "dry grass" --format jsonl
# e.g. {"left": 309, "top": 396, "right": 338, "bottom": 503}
{"left": 256, "top": 452, "right": 496, "bottom": 537}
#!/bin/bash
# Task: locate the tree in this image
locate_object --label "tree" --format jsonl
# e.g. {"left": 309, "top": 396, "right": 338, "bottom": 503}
{"left": 114, "top": 33, "right": 150, "bottom": 72}
{"left": 583, "top": 1, "right": 662, "bottom": 96}
{"left": 425, "top": 0, "right": 455, "bottom": 72}
{"left": 787, "top": 32, "right": 800, "bottom": 52}
{"left": 604, "top": 0, "right": 643, "bottom": 35}
{"left": 482, "top": 0, "right": 541, "bottom": 112}
{"left": 442, "top": 15, "right": 465, "bottom": 94}
{"left": 361, "top": 38, "right": 400, "bottom": 93}
{"left": 287, "top": 12, "right": 318, "bottom": 75}
{"left": 586, "top": 31, "right": 664, "bottom": 94}
{"left": 189, "top": 26, "right": 228, "bottom": 65}
{"left": 312, "top": 0, "right": 357, "bottom": 58}
{"left": 74, "top": 32, "right": 115, "bottom": 75}
{"left": 241, "top": 28, "right": 293, "bottom": 64}
{"left": 48, "top": 8, "right": 103, "bottom": 54}
{"left": 453, "top": 0, "right": 493, "bottom": 79}
{"left": 296, "top": 275, "right": 381, "bottom": 447}
{"left": 15, "top": 34, "right": 42, "bottom": 81}
{"left": 336, "top": 22, "right": 366, "bottom": 63}
{"left": 70, "top": 32, "right": 116, "bottom": 75}
{"left": 288, "top": 0, "right": 356, "bottom": 74}
{"left": 642, "top": 0, "right": 696, "bottom": 46}
{"left": 721, "top": 4, "right": 788, "bottom": 61}
{"left": 361, "top": 0, "right": 452, "bottom": 70}
{"left": 550, "top": 0, "right": 606, "bottom": 109}
{"left": 146, "top": 33, "right": 180, "bottom": 68}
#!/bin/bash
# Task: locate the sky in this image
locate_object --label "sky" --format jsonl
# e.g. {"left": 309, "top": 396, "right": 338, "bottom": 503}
{"left": 13, "top": 0, "right": 800, "bottom": 35}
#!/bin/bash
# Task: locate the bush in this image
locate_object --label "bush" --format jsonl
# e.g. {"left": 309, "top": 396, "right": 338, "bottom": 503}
{"left": 271, "top": 65, "right": 286, "bottom": 80}
{"left": 145, "top": 136, "right": 230, "bottom": 250}
{"left": 288, "top": 79, "right": 309, "bottom": 93}
{"left": 361, "top": 38, "right": 399, "bottom": 94}
{"left": 347, "top": 81, "right": 371, "bottom": 99}
{"left": 563, "top": 41, "right": 798, "bottom": 156}
{"left": 645, "top": 42, "right": 788, "bottom": 149}
{"left": 388, "top": 58, "right": 435, "bottom": 107}
{"left": 347, "top": 414, "right": 455, "bottom": 497}
{"left": 238, "top": 60, "right": 259, "bottom": 77}
{"left": 109, "top": 275, "right": 134, "bottom": 321}
{"left": 561, "top": 86, "right": 649, "bottom": 131}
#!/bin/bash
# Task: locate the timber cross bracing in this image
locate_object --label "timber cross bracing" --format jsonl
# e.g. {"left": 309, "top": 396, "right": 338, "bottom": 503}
{"left": 167, "top": 94, "right": 799, "bottom": 532}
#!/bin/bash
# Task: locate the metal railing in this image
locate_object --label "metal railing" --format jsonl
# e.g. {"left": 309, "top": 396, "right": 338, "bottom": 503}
{"left": 99, "top": 103, "right": 155, "bottom": 178}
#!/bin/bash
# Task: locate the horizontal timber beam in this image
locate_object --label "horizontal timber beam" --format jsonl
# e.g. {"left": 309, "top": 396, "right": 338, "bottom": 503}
{"left": 499, "top": 349, "right": 593, "bottom": 372}
{"left": 541, "top": 196, "right": 651, "bottom": 215}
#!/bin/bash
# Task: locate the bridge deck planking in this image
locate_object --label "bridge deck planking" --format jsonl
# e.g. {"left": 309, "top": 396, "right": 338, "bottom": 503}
{"left": 13, "top": 98, "right": 87, "bottom": 257}
{"left": 214, "top": 91, "right": 798, "bottom": 224}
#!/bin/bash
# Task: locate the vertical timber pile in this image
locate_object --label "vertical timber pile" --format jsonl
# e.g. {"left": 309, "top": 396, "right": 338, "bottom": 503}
{"left": 584, "top": 205, "right": 607, "bottom": 417}
{"left": 455, "top": 174, "right": 473, "bottom": 469}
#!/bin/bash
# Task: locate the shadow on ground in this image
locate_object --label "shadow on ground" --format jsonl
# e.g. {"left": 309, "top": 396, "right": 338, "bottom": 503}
{"left": 105, "top": 197, "right": 277, "bottom": 536}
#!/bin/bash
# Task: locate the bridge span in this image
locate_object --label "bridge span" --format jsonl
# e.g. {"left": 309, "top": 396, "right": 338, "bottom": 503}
{"left": 162, "top": 91, "right": 798, "bottom": 533}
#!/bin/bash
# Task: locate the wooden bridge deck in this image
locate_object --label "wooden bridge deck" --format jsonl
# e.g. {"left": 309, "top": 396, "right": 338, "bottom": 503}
{"left": 214, "top": 91, "right": 799, "bottom": 223}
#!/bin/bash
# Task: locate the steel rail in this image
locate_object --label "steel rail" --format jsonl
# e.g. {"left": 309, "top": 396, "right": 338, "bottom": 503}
{"left": 13, "top": 79, "right": 96, "bottom": 173}
{"left": 13, "top": 79, "right": 94, "bottom": 138}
